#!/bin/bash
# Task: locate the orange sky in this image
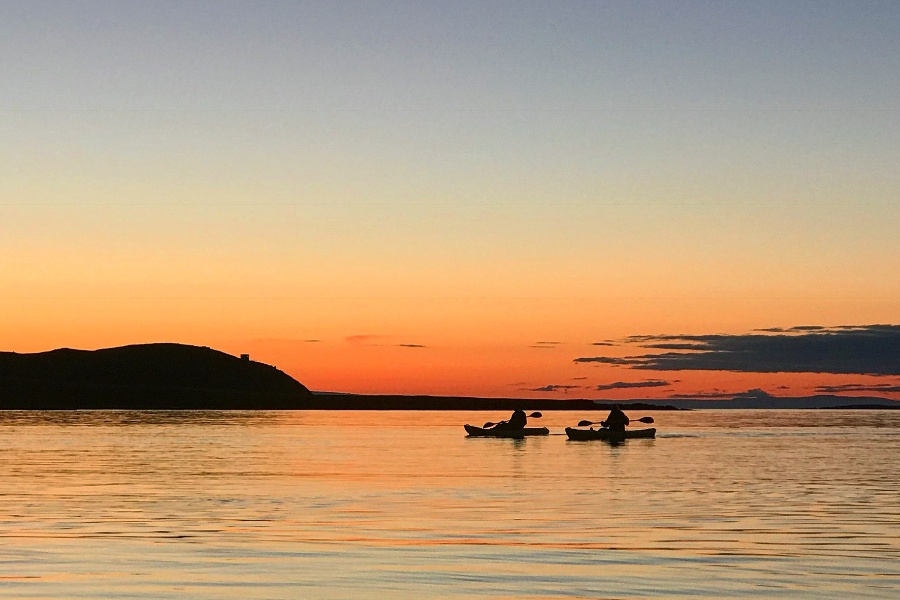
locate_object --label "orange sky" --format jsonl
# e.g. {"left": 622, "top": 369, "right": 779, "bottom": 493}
{"left": 2, "top": 294, "right": 896, "bottom": 399}
{"left": 2, "top": 3, "right": 898, "bottom": 399}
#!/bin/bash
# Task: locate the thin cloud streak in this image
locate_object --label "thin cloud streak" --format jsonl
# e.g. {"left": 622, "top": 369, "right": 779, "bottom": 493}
{"left": 595, "top": 380, "right": 670, "bottom": 391}
{"left": 573, "top": 356, "right": 638, "bottom": 365}
{"left": 531, "top": 341, "right": 562, "bottom": 349}
{"left": 527, "top": 384, "right": 582, "bottom": 393}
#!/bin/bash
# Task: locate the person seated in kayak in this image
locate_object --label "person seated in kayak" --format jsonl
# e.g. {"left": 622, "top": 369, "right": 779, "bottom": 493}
{"left": 493, "top": 408, "right": 528, "bottom": 430}
{"left": 601, "top": 404, "right": 630, "bottom": 432}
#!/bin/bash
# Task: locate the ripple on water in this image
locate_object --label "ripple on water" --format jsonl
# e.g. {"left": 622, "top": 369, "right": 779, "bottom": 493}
{"left": 0, "top": 410, "right": 898, "bottom": 598}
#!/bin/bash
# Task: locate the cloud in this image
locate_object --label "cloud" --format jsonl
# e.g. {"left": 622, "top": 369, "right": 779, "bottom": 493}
{"left": 595, "top": 380, "right": 670, "bottom": 391}
{"left": 755, "top": 325, "right": 828, "bottom": 333}
{"left": 531, "top": 341, "right": 562, "bottom": 349}
{"left": 528, "top": 384, "right": 582, "bottom": 393}
{"left": 623, "top": 335, "right": 660, "bottom": 343}
{"left": 575, "top": 325, "right": 900, "bottom": 375}
{"left": 814, "top": 383, "right": 900, "bottom": 394}
{"left": 571, "top": 376, "right": 588, "bottom": 380}
{"left": 573, "top": 356, "right": 641, "bottom": 365}
{"left": 345, "top": 335, "right": 427, "bottom": 348}
{"left": 591, "top": 341, "right": 616, "bottom": 346}
{"left": 668, "top": 391, "right": 737, "bottom": 399}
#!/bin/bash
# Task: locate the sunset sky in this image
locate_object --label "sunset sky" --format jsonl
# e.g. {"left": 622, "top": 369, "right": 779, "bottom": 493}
{"left": 2, "top": 1, "right": 898, "bottom": 399}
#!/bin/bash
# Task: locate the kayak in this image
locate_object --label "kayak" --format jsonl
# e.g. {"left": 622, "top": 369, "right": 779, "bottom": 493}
{"left": 565, "top": 427, "right": 656, "bottom": 441}
{"left": 464, "top": 424, "right": 550, "bottom": 438}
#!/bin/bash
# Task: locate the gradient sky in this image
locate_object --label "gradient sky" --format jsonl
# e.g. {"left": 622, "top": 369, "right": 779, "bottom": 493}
{"left": 2, "top": 1, "right": 898, "bottom": 398}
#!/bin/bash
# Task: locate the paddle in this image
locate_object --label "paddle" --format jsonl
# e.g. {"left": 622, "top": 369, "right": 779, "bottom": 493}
{"left": 576, "top": 416, "right": 655, "bottom": 427}
{"left": 483, "top": 411, "right": 543, "bottom": 429}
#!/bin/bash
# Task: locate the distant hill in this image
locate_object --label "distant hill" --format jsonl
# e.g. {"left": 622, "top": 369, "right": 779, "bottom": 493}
{"left": 0, "top": 343, "right": 313, "bottom": 409}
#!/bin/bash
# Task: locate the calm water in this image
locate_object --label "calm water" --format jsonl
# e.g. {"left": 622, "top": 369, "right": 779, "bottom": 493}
{"left": 0, "top": 410, "right": 897, "bottom": 599}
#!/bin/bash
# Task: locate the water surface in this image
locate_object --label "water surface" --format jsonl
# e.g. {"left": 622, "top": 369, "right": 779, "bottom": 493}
{"left": 0, "top": 410, "right": 897, "bottom": 598}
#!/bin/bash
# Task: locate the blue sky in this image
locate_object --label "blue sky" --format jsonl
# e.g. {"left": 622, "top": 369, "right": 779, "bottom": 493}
{"left": 3, "top": 1, "right": 897, "bottom": 110}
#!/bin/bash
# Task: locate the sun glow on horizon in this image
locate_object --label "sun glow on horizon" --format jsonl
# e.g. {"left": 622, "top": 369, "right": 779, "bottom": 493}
{"left": 1, "top": 2, "right": 897, "bottom": 399}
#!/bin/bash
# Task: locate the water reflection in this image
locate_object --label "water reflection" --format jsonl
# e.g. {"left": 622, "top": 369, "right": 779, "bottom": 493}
{"left": 0, "top": 409, "right": 281, "bottom": 427}
{"left": 0, "top": 410, "right": 897, "bottom": 598}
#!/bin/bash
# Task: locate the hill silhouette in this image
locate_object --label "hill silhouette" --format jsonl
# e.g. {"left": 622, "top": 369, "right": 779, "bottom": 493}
{"left": 0, "top": 343, "right": 313, "bottom": 409}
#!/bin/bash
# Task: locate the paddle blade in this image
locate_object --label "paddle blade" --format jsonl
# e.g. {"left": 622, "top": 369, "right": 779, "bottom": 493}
{"left": 482, "top": 422, "right": 497, "bottom": 428}
{"left": 577, "top": 420, "right": 595, "bottom": 427}
{"left": 634, "top": 416, "right": 655, "bottom": 424}
{"left": 529, "top": 411, "right": 543, "bottom": 418}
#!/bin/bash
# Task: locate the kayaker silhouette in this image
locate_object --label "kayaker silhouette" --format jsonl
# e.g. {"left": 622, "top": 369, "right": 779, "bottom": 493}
{"left": 493, "top": 408, "right": 528, "bottom": 430}
{"left": 601, "top": 404, "right": 630, "bottom": 432}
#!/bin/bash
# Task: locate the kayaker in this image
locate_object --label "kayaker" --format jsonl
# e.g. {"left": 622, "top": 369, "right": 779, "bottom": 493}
{"left": 601, "top": 404, "right": 630, "bottom": 432}
{"left": 494, "top": 408, "right": 528, "bottom": 430}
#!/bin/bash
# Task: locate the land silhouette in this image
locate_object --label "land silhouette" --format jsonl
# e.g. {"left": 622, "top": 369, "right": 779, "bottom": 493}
{"left": 0, "top": 343, "right": 896, "bottom": 410}
{"left": 0, "top": 343, "right": 311, "bottom": 409}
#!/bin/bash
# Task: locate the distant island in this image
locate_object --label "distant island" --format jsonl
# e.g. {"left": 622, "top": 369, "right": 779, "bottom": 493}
{"left": 1, "top": 344, "right": 897, "bottom": 410}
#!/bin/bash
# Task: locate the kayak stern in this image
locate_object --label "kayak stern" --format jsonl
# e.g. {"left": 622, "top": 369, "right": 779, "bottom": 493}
{"left": 465, "top": 424, "right": 550, "bottom": 438}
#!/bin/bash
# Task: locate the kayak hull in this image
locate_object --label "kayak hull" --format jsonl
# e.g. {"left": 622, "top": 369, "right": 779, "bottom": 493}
{"left": 464, "top": 424, "right": 550, "bottom": 438}
{"left": 565, "top": 427, "right": 656, "bottom": 441}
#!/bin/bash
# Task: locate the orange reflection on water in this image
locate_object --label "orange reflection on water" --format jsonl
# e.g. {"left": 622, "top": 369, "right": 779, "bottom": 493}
{"left": 0, "top": 410, "right": 898, "bottom": 598}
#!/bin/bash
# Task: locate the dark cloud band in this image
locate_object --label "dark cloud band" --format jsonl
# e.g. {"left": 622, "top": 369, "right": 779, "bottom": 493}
{"left": 574, "top": 325, "right": 900, "bottom": 375}
{"left": 595, "top": 380, "right": 670, "bottom": 391}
